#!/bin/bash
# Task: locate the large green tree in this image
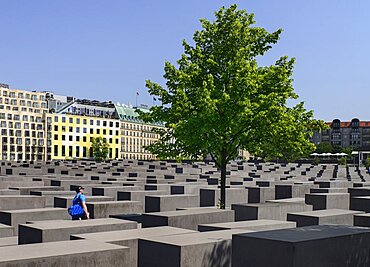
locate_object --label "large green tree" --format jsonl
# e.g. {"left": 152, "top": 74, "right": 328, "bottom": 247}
{"left": 91, "top": 137, "right": 109, "bottom": 161}
{"left": 139, "top": 5, "right": 326, "bottom": 208}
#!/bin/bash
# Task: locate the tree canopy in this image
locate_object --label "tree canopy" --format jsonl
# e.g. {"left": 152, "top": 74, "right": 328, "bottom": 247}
{"left": 91, "top": 137, "right": 109, "bottom": 161}
{"left": 139, "top": 5, "right": 326, "bottom": 207}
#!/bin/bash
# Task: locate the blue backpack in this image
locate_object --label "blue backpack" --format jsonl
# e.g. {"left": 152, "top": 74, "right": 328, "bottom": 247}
{"left": 68, "top": 195, "right": 84, "bottom": 216}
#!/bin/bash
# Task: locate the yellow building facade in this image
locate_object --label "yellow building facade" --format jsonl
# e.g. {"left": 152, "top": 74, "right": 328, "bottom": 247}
{"left": 51, "top": 114, "right": 121, "bottom": 160}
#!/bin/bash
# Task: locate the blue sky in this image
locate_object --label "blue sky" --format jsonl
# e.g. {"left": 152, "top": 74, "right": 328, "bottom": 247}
{"left": 0, "top": 0, "right": 369, "bottom": 121}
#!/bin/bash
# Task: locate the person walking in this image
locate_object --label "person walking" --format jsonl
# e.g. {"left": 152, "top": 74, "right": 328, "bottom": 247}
{"left": 70, "top": 186, "right": 90, "bottom": 220}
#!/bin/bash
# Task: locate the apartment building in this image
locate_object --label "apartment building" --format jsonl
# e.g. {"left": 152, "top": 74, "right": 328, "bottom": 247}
{"left": 51, "top": 114, "right": 121, "bottom": 160}
{"left": 0, "top": 84, "right": 50, "bottom": 161}
{"left": 311, "top": 118, "right": 370, "bottom": 150}
{"left": 115, "top": 104, "right": 162, "bottom": 160}
{"left": 0, "top": 83, "right": 162, "bottom": 161}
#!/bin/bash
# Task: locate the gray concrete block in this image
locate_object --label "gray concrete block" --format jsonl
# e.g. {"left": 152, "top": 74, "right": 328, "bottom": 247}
{"left": 0, "top": 208, "right": 69, "bottom": 235}
{"left": 142, "top": 208, "right": 234, "bottom": 230}
{"left": 287, "top": 209, "right": 364, "bottom": 227}
{"left": 198, "top": 219, "right": 296, "bottom": 232}
{"left": 200, "top": 188, "right": 248, "bottom": 207}
{"left": 305, "top": 193, "right": 350, "bottom": 210}
{"left": 232, "top": 202, "right": 312, "bottom": 221}
{"left": 87, "top": 201, "right": 143, "bottom": 219}
{"left": 117, "top": 190, "right": 167, "bottom": 204}
{"left": 0, "top": 224, "right": 14, "bottom": 238}
{"left": 0, "top": 236, "right": 17, "bottom": 247}
{"left": 138, "top": 229, "right": 252, "bottom": 267}
{"left": 232, "top": 225, "right": 370, "bottom": 267}
{"left": 0, "top": 189, "right": 20, "bottom": 196}
{"left": 8, "top": 186, "right": 64, "bottom": 195}
{"left": 54, "top": 195, "right": 113, "bottom": 208}
{"left": 247, "top": 186, "right": 275, "bottom": 203}
{"left": 275, "top": 184, "right": 318, "bottom": 199}
{"left": 0, "top": 196, "right": 45, "bottom": 210}
{"left": 71, "top": 226, "right": 196, "bottom": 267}
{"left": 30, "top": 190, "right": 75, "bottom": 207}
{"left": 145, "top": 194, "right": 199, "bottom": 212}
{"left": 18, "top": 218, "right": 137, "bottom": 244}
{"left": 0, "top": 240, "right": 129, "bottom": 266}
{"left": 92, "top": 186, "right": 131, "bottom": 200}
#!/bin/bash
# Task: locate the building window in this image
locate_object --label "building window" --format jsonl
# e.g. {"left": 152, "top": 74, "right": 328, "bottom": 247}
{"left": 62, "top": 117, "right": 66, "bottom": 123}
{"left": 69, "top": 136, "right": 73, "bottom": 141}
{"left": 69, "top": 118, "right": 73, "bottom": 123}
{"left": 54, "top": 134, "right": 58, "bottom": 140}
{"left": 62, "top": 135, "right": 65, "bottom": 141}
{"left": 54, "top": 145, "right": 58, "bottom": 156}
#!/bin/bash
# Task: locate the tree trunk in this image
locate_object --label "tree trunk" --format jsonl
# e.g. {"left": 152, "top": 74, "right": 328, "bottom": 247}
{"left": 220, "top": 150, "right": 227, "bottom": 209}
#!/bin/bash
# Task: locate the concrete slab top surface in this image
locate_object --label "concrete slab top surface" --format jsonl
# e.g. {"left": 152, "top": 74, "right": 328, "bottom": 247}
{"left": 234, "top": 225, "right": 370, "bottom": 243}
{"left": 0, "top": 208, "right": 66, "bottom": 213}
{"left": 141, "top": 229, "right": 253, "bottom": 246}
{"left": 20, "top": 218, "right": 136, "bottom": 229}
{"left": 86, "top": 200, "right": 141, "bottom": 205}
{"left": 58, "top": 196, "right": 112, "bottom": 200}
{"left": 72, "top": 226, "right": 196, "bottom": 241}
{"left": 199, "top": 219, "right": 295, "bottom": 228}
{"left": 0, "top": 240, "right": 126, "bottom": 262}
{"left": 309, "top": 193, "right": 349, "bottom": 196}
{"left": 234, "top": 202, "right": 302, "bottom": 208}
{"left": 144, "top": 208, "right": 232, "bottom": 217}
{"left": 0, "top": 236, "right": 17, "bottom": 247}
{"left": 268, "top": 198, "right": 306, "bottom": 203}
{"left": 0, "top": 196, "right": 43, "bottom": 199}
{"left": 288, "top": 209, "right": 363, "bottom": 217}
{"left": 146, "top": 194, "right": 198, "bottom": 198}
{"left": 31, "top": 190, "right": 74, "bottom": 194}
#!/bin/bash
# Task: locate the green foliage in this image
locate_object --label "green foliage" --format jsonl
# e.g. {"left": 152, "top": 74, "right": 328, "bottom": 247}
{"left": 91, "top": 137, "right": 109, "bottom": 161}
{"left": 315, "top": 142, "right": 352, "bottom": 157}
{"left": 338, "top": 157, "right": 347, "bottom": 166}
{"left": 315, "top": 142, "right": 333, "bottom": 154}
{"left": 139, "top": 5, "right": 326, "bottom": 207}
{"left": 342, "top": 146, "right": 353, "bottom": 156}
{"left": 312, "top": 157, "right": 320, "bottom": 165}
{"left": 363, "top": 158, "right": 370, "bottom": 169}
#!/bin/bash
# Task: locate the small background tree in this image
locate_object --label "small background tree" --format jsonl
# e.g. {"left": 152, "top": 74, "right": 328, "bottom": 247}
{"left": 91, "top": 137, "right": 109, "bottom": 161}
{"left": 139, "top": 5, "right": 326, "bottom": 208}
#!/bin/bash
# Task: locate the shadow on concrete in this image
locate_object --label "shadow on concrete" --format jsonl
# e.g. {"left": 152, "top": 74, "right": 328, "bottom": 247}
{"left": 201, "top": 239, "right": 231, "bottom": 267}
